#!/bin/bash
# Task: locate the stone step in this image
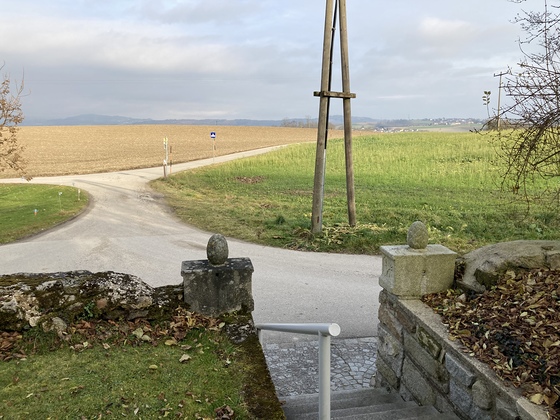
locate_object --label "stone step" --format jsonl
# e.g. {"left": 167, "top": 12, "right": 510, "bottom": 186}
{"left": 281, "top": 387, "right": 400, "bottom": 415}
{"left": 281, "top": 388, "right": 461, "bottom": 419}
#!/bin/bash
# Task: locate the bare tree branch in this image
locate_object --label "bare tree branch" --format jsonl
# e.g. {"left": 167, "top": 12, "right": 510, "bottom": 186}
{"left": 481, "top": 1, "right": 560, "bottom": 206}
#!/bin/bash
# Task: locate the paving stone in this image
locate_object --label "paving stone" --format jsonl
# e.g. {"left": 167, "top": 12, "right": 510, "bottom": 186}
{"left": 262, "top": 337, "right": 378, "bottom": 396}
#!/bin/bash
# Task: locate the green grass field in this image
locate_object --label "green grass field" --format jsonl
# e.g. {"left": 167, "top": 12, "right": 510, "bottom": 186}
{"left": 0, "top": 184, "right": 88, "bottom": 244}
{"left": 151, "top": 131, "right": 558, "bottom": 255}
{"left": 2, "top": 131, "right": 558, "bottom": 254}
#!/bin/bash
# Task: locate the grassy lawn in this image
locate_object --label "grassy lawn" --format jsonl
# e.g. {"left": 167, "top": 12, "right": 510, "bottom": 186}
{"left": 151, "top": 131, "right": 559, "bottom": 255}
{"left": 0, "top": 184, "right": 88, "bottom": 244}
{"left": 1, "top": 332, "right": 240, "bottom": 418}
{"left": 0, "top": 310, "right": 281, "bottom": 419}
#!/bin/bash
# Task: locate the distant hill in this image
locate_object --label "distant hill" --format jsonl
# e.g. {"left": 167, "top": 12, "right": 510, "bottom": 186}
{"left": 22, "top": 113, "right": 484, "bottom": 130}
{"left": 23, "top": 114, "right": 285, "bottom": 127}
{"left": 23, "top": 113, "right": 380, "bottom": 127}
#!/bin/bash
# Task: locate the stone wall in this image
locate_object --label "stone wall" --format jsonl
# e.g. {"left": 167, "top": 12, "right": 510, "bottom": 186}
{"left": 375, "top": 289, "right": 546, "bottom": 420}
{"left": 374, "top": 222, "right": 548, "bottom": 420}
{"left": 0, "top": 271, "right": 185, "bottom": 332}
{"left": 0, "top": 234, "right": 254, "bottom": 332}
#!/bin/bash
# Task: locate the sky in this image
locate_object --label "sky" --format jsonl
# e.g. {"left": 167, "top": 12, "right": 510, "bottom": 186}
{"left": 0, "top": 0, "right": 547, "bottom": 122}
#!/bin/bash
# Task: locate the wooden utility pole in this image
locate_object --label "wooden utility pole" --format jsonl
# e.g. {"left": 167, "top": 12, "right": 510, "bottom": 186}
{"left": 311, "top": 0, "right": 356, "bottom": 234}
{"left": 494, "top": 69, "right": 510, "bottom": 132}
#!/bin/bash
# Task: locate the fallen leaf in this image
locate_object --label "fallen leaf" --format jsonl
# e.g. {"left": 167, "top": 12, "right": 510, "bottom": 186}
{"left": 530, "top": 393, "right": 544, "bottom": 405}
{"left": 70, "top": 385, "right": 85, "bottom": 394}
{"left": 423, "top": 268, "right": 560, "bottom": 416}
{"left": 179, "top": 354, "right": 192, "bottom": 363}
{"left": 545, "top": 393, "right": 559, "bottom": 406}
{"left": 215, "top": 404, "right": 234, "bottom": 419}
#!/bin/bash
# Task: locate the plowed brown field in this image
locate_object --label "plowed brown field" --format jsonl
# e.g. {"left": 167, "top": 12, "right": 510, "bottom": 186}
{"left": 2, "top": 125, "right": 344, "bottom": 178}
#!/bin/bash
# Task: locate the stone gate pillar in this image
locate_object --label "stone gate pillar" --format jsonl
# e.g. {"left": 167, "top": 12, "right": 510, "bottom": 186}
{"left": 181, "top": 234, "right": 254, "bottom": 317}
{"left": 379, "top": 221, "right": 457, "bottom": 299}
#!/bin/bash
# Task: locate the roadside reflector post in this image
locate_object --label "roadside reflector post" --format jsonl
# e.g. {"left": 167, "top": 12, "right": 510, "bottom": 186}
{"left": 210, "top": 132, "right": 216, "bottom": 162}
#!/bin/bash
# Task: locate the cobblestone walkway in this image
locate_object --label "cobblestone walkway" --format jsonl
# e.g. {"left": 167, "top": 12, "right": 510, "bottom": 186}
{"left": 262, "top": 337, "right": 377, "bottom": 397}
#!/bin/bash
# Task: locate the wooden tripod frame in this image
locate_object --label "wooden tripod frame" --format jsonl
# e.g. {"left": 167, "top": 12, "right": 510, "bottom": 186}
{"left": 311, "top": 0, "right": 356, "bottom": 234}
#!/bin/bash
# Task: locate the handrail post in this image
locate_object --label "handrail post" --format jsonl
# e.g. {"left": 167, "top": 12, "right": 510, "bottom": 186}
{"left": 255, "top": 323, "right": 340, "bottom": 420}
{"left": 318, "top": 332, "right": 331, "bottom": 420}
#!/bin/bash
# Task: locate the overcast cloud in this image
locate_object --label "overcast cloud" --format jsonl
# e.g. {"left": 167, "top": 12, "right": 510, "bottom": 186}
{"left": 0, "top": 0, "right": 544, "bottom": 121}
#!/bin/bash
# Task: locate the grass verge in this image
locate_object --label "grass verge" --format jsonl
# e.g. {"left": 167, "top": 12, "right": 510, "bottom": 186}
{"left": 0, "top": 184, "right": 88, "bottom": 244}
{"left": 151, "top": 132, "right": 560, "bottom": 255}
{"left": 0, "top": 309, "right": 282, "bottom": 419}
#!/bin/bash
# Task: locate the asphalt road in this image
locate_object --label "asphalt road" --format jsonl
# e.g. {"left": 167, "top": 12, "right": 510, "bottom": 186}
{"left": 0, "top": 147, "right": 382, "bottom": 339}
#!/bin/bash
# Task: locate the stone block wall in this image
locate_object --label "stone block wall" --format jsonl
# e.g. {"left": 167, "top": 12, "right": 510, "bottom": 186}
{"left": 375, "top": 290, "right": 547, "bottom": 420}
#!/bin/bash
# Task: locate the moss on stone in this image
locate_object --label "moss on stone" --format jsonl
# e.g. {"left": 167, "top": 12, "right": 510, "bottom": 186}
{"left": 221, "top": 312, "right": 285, "bottom": 419}
{"left": 236, "top": 334, "right": 285, "bottom": 419}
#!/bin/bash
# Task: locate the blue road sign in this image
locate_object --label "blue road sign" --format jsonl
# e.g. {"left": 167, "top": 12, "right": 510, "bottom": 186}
{"left": 210, "top": 132, "right": 216, "bottom": 139}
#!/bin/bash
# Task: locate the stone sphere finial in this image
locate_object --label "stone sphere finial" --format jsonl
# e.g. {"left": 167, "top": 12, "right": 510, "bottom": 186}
{"left": 407, "top": 221, "right": 429, "bottom": 249}
{"left": 207, "top": 234, "right": 229, "bottom": 265}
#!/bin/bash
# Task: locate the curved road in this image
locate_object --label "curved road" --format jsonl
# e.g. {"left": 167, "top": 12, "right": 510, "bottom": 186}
{"left": 0, "top": 147, "right": 382, "bottom": 339}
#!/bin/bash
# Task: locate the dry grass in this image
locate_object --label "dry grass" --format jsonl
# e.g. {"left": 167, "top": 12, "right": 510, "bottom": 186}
{"left": 1, "top": 125, "right": 344, "bottom": 178}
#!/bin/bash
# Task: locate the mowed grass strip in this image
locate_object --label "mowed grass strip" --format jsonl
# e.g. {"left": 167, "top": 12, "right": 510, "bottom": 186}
{"left": 1, "top": 125, "right": 344, "bottom": 178}
{"left": 0, "top": 184, "right": 88, "bottom": 244}
{"left": 0, "top": 317, "right": 280, "bottom": 419}
{"left": 151, "top": 132, "right": 559, "bottom": 255}
{"left": 1, "top": 333, "right": 240, "bottom": 418}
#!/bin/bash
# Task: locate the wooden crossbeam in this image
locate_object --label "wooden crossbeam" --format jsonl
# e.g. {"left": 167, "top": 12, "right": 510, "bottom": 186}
{"left": 313, "top": 91, "right": 356, "bottom": 99}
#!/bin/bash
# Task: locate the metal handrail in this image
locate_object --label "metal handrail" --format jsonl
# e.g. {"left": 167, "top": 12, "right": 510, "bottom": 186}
{"left": 256, "top": 323, "right": 341, "bottom": 420}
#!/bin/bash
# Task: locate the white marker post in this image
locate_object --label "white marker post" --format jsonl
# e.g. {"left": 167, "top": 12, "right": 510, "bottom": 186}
{"left": 163, "top": 137, "right": 169, "bottom": 177}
